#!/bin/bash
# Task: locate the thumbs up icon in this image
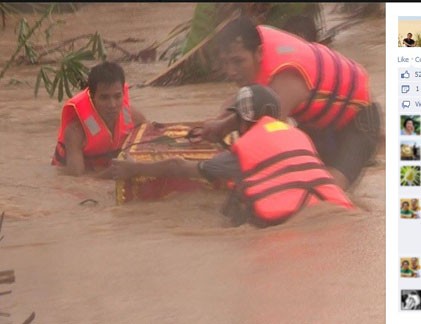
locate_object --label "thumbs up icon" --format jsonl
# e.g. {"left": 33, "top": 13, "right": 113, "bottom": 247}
{"left": 401, "top": 70, "right": 410, "bottom": 79}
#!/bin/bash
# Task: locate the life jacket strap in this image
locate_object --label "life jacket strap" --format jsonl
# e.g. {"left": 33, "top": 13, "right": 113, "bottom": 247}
{"left": 247, "top": 177, "right": 336, "bottom": 203}
{"left": 243, "top": 161, "right": 327, "bottom": 188}
{"left": 242, "top": 149, "right": 319, "bottom": 178}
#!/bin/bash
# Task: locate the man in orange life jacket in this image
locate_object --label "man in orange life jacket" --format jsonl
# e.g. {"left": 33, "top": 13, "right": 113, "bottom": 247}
{"left": 110, "top": 84, "right": 353, "bottom": 227}
{"left": 51, "top": 61, "right": 147, "bottom": 177}
{"left": 199, "top": 17, "right": 381, "bottom": 191}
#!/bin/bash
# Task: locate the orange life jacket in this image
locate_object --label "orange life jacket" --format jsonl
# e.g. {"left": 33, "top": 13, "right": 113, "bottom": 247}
{"left": 51, "top": 83, "right": 134, "bottom": 170}
{"left": 231, "top": 116, "right": 354, "bottom": 223}
{"left": 255, "top": 25, "right": 371, "bottom": 130}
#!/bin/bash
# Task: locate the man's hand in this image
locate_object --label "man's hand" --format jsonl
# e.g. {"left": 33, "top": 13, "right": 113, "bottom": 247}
{"left": 201, "top": 113, "right": 239, "bottom": 143}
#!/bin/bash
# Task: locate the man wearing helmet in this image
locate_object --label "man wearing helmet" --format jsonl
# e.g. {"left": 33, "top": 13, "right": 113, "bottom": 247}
{"left": 110, "top": 84, "right": 353, "bottom": 227}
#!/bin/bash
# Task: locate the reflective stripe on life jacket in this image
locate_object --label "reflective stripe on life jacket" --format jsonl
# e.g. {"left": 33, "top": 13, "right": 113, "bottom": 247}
{"left": 254, "top": 25, "right": 371, "bottom": 130}
{"left": 231, "top": 116, "right": 354, "bottom": 223}
{"left": 51, "top": 83, "right": 134, "bottom": 170}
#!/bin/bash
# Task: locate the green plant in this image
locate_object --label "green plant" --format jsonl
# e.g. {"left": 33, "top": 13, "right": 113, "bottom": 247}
{"left": 150, "top": 3, "right": 325, "bottom": 86}
{"left": 43, "top": 18, "right": 66, "bottom": 45}
{"left": 401, "top": 166, "right": 421, "bottom": 186}
{"left": 0, "top": 2, "right": 19, "bottom": 29}
{"left": 1, "top": 2, "right": 140, "bottom": 102}
{"left": 0, "top": 4, "right": 55, "bottom": 79}
{"left": 35, "top": 32, "right": 107, "bottom": 102}
{"left": 1, "top": 2, "right": 67, "bottom": 30}
{"left": 1, "top": 2, "right": 105, "bottom": 103}
{"left": 16, "top": 18, "right": 38, "bottom": 63}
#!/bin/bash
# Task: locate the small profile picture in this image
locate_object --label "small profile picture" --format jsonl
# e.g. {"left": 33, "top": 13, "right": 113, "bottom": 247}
{"left": 400, "top": 115, "right": 420, "bottom": 136}
{"left": 402, "top": 290, "right": 421, "bottom": 310}
{"left": 401, "top": 257, "right": 421, "bottom": 277}
{"left": 401, "top": 198, "right": 421, "bottom": 219}
{"left": 401, "top": 140, "right": 421, "bottom": 160}
{"left": 398, "top": 17, "right": 421, "bottom": 47}
{"left": 401, "top": 166, "right": 421, "bottom": 186}
{"left": 401, "top": 32, "right": 417, "bottom": 47}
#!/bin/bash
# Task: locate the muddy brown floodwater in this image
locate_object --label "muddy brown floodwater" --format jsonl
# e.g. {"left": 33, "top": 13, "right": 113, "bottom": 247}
{"left": 0, "top": 3, "right": 385, "bottom": 324}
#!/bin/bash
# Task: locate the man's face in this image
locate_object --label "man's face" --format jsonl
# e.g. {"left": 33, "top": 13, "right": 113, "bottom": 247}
{"left": 219, "top": 41, "right": 261, "bottom": 87}
{"left": 91, "top": 81, "right": 124, "bottom": 126}
{"left": 408, "top": 34, "right": 413, "bottom": 39}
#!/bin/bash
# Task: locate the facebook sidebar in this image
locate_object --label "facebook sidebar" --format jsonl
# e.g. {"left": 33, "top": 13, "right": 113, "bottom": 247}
{"left": 387, "top": 3, "right": 421, "bottom": 323}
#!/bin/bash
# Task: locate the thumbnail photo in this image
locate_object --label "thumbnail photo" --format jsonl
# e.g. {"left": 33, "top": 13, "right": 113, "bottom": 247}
{"left": 401, "top": 166, "right": 421, "bottom": 186}
{"left": 401, "top": 257, "right": 420, "bottom": 277}
{"left": 402, "top": 290, "right": 421, "bottom": 310}
{"left": 401, "top": 198, "right": 420, "bottom": 219}
{"left": 400, "top": 140, "right": 420, "bottom": 160}
{"left": 400, "top": 115, "right": 420, "bottom": 136}
{"left": 399, "top": 16, "right": 421, "bottom": 47}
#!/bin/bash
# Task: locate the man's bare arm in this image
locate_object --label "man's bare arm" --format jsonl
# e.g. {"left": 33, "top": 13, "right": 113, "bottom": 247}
{"left": 131, "top": 106, "right": 148, "bottom": 126}
{"left": 269, "top": 70, "right": 310, "bottom": 121}
{"left": 62, "top": 122, "right": 115, "bottom": 179}
{"left": 63, "top": 121, "right": 86, "bottom": 176}
{"left": 199, "top": 94, "right": 239, "bottom": 143}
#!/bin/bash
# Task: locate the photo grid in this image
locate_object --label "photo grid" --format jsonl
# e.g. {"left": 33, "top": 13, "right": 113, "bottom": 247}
{"left": 399, "top": 15, "right": 421, "bottom": 314}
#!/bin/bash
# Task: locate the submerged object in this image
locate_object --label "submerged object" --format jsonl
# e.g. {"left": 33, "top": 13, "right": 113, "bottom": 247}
{"left": 115, "top": 122, "right": 226, "bottom": 205}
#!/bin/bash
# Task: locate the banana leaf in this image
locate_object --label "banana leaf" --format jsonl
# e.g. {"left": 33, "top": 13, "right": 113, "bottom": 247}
{"left": 151, "top": 2, "right": 324, "bottom": 86}
{"left": 182, "top": 3, "right": 322, "bottom": 55}
{"left": 182, "top": 3, "right": 220, "bottom": 55}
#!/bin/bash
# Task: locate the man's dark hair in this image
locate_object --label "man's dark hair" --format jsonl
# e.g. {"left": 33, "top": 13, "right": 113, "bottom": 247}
{"left": 408, "top": 33, "right": 413, "bottom": 37}
{"left": 403, "top": 117, "right": 415, "bottom": 128}
{"left": 217, "top": 16, "right": 262, "bottom": 52}
{"left": 88, "top": 61, "right": 125, "bottom": 95}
